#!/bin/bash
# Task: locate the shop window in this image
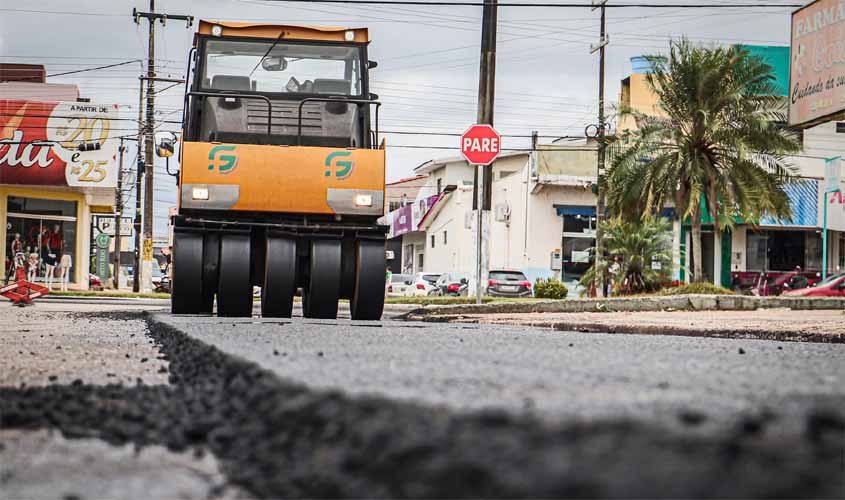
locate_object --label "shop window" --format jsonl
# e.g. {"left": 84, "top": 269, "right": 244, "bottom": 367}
{"left": 805, "top": 232, "right": 822, "bottom": 271}
{"left": 563, "top": 214, "right": 595, "bottom": 234}
{"left": 838, "top": 235, "right": 845, "bottom": 271}
{"left": 562, "top": 237, "right": 594, "bottom": 281}
{"left": 746, "top": 231, "right": 768, "bottom": 271}
{"left": 6, "top": 196, "right": 78, "bottom": 284}
{"left": 768, "top": 230, "right": 807, "bottom": 271}
{"left": 8, "top": 196, "right": 76, "bottom": 217}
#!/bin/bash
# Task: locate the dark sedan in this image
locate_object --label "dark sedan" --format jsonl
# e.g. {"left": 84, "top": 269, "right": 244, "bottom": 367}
{"left": 487, "top": 270, "right": 532, "bottom": 297}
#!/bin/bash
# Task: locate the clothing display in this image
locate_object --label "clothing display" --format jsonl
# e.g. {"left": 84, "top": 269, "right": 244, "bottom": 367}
{"left": 59, "top": 254, "right": 72, "bottom": 291}
{"left": 44, "top": 253, "right": 57, "bottom": 267}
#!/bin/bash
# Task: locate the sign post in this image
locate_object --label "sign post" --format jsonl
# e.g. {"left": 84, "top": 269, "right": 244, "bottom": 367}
{"left": 823, "top": 156, "right": 843, "bottom": 280}
{"left": 461, "top": 124, "right": 502, "bottom": 303}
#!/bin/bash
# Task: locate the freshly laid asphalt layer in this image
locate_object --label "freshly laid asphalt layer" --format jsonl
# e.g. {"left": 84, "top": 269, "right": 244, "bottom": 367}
{"left": 1, "top": 311, "right": 844, "bottom": 498}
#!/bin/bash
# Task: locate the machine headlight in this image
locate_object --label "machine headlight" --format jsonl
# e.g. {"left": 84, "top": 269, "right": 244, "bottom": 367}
{"left": 192, "top": 187, "right": 209, "bottom": 200}
{"left": 344, "top": 30, "right": 355, "bottom": 41}
{"left": 211, "top": 25, "right": 223, "bottom": 37}
{"left": 354, "top": 194, "right": 373, "bottom": 207}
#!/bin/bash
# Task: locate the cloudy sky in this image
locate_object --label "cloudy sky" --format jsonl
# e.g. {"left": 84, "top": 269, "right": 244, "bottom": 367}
{"left": 1, "top": 0, "right": 802, "bottom": 184}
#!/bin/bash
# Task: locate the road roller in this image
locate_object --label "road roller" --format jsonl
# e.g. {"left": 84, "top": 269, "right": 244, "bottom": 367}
{"left": 171, "top": 21, "right": 387, "bottom": 319}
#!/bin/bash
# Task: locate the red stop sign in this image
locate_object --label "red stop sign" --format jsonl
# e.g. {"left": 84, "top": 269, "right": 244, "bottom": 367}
{"left": 460, "top": 124, "right": 501, "bottom": 166}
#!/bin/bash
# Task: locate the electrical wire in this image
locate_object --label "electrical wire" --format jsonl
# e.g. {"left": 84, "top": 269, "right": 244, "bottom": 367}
{"left": 252, "top": 0, "right": 802, "bottom": 8}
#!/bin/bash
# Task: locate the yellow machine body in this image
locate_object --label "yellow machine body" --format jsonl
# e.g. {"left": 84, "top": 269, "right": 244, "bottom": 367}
{"left": 179, "top": 141, "right": 385, "bottom": 215}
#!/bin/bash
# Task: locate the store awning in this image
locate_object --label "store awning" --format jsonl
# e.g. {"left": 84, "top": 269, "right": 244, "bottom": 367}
{"left": 760, "top": 179, "right": 818, "bottom": 227}
{"left": 555, "top": 205, "right": 595, "bottom": 217}
{"left": 555, "top": 205, "right": 675, "bottom": 218}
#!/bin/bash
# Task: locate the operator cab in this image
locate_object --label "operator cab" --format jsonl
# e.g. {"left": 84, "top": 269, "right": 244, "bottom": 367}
{"left": 184, "top": 22, "right": 378, "bottom": 149}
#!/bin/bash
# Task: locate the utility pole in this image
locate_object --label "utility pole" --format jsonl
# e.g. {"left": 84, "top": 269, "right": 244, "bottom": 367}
{"left": 133, "top": 78, "right": 144, "bottom": 293}
{"left": 113, "top": 139, "right": 126, "bottom": 290}
{"left": 132, "top": 3, "right": 193, "bottom": 293}
{"left": 591, "top": 0, "right": 609, "bottom": 298}
{"left": 473, "top": 0, "right": 498, "bottom": 303}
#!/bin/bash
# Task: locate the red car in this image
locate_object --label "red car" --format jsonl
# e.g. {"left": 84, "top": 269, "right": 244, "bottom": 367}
{"left": 783, "top": 273, "right": 845, "bottom": 297}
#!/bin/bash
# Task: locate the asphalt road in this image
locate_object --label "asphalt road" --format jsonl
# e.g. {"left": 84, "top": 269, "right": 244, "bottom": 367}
{"left": 156, "top": 312, "right": 845, "bottom": 429}
{"left": 3, "top": 303, "right": 844, "bottom": 497}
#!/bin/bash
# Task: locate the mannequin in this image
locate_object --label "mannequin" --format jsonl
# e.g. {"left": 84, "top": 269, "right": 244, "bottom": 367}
{"left": 44, "top": 224, "right": 62, "bottom": 290}
{"left": 5, "top": 233, "right": 23, "bottom": 284}
{"left": 27, "top": 247, "right": 39, "bottom": 283}
{"left": 59, "top": 253, "right": 72, "bottom": 291}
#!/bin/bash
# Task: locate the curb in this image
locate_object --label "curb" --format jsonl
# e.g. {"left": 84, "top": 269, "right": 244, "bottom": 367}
{"left": 406, "top": 295, "right": 845, "bottom": 317}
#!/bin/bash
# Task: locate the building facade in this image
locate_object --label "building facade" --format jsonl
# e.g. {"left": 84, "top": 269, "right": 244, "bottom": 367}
{"left": 1, "top": 68, "right": 119, "bottom": 289}
{"left": 618, "top": 50, "right": 845, "bottom": 286}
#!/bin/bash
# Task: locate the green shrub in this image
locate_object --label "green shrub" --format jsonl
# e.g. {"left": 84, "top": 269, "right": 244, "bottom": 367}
{"left": 534, "top": 278, "right": 569, "bottom": 299}
{"left": 659, "top": 282, "right": 735, "bottom": 296}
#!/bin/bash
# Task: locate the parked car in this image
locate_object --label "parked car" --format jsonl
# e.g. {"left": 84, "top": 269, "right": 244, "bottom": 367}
{"left": 126, "top": 265, "right": 166, "bottom": 290}
{"left": 783, "top": 273, "right": 845, "bottom": 297}
{"left": 752, "top": 270, "right": 821, "bottom": 296}
{"left": 404, "top": 272, "right": 441, "bottom": 296}
{"left": 435, "top": 272, "right": 469, "bottom": 296}
{"left": 487, "top": 270, "right": 532, "bottom": 297}
{"left": 386, "top": 273, "right": 413, "bottom": 297}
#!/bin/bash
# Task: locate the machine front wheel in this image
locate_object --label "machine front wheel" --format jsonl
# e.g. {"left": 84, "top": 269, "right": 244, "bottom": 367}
{"left": 262, "top": 235, "right": 296, "bottom": 318}
{"left": 217, "top": 233, "right": 253, "bottom": 317}
{"left": 350, "top": 239, "right": 386, "bottom": 321}
{"left": 171, "top": 231, "right": 207, "bottom": 314}
{"left": 304, "top": 239, "right": 341, "bottom": 319}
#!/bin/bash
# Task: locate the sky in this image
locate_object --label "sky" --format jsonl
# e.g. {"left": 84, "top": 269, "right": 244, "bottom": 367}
{"left": 0, "top": 0, "right": 804, "bottom": 233}
{"left": 0, "top": 0, "right": 804, "bottom": 172}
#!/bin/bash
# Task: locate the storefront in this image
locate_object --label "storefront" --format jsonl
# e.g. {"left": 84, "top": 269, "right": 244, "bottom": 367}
{"left": 0, "top": 98, "right": 118, "bottom": 289}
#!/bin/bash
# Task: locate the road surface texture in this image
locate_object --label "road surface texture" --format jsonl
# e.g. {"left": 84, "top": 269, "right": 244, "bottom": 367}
{"left": 2, "top": 303, "right": 844, "bottom": 498}
{"left": 425, "top": 308, "right": 845, "bottom": 343}
{"left": 0, "top": 304, "right": 245, "bottom": 499}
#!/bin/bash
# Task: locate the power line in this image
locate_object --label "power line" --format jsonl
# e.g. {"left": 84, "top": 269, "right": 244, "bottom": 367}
{"left": 10, "top": 60, "right": 144, "bottom": 81}
{"left": 253, "top": 0, "right": 801, "bottom": 7}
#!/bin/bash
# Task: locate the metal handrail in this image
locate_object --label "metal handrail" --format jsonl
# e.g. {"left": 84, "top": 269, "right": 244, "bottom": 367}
{"left": 296, "top": 97, "right": 381, "bottom": 147}
{"left": 188, "top": 91, "right": 273, "bottom": 135}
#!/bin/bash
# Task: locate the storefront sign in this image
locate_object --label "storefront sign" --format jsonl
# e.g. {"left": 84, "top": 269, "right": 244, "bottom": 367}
{"left": 789, "top": 0, "right": 845, "bottom": 127}
{"left": 386, "top": 193, "right": 442, "bottom": 238}
{"left": 95, "top": 215, "right": 134, "bottom": 237}
{"left": 94, "top": 233, "right": 111, "bottom": 282}
{"left": 824, "top": 157, "right": 845, "bottom": 231}
{"left": 0, "top": 100, "right": 120, "bottom": 187}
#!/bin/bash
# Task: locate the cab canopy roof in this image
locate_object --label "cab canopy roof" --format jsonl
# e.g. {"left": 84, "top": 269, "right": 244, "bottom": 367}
{"left": 196, "top": 20, "right": 369, "bottom": 44}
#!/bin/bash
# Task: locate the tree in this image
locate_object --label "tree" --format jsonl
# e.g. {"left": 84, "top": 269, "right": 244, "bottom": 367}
{"left": 580, "top": 217, "right": 672, "bottom": 295}
{"left": 606, "top": 40, "right": 801, "bottom": 282}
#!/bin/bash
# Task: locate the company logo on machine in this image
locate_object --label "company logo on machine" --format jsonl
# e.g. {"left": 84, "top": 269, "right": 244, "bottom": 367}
{"left": 208, "top": 145, "right": 238, "bottom": 174}
{"left": 325, "top": 151, "right": 354, "bottom": 179}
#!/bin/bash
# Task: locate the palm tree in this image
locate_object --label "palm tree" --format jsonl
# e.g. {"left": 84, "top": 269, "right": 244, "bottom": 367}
{"left": 606, "top": 40, "right": 801, "bottom": 282}
{"left": 580, "top": 217, "right": 672, "bottom": 295}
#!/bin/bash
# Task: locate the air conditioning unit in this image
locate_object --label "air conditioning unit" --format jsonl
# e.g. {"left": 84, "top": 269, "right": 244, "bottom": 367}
{"left": 494, "top": 203, "right": 510, "bottom": 222}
